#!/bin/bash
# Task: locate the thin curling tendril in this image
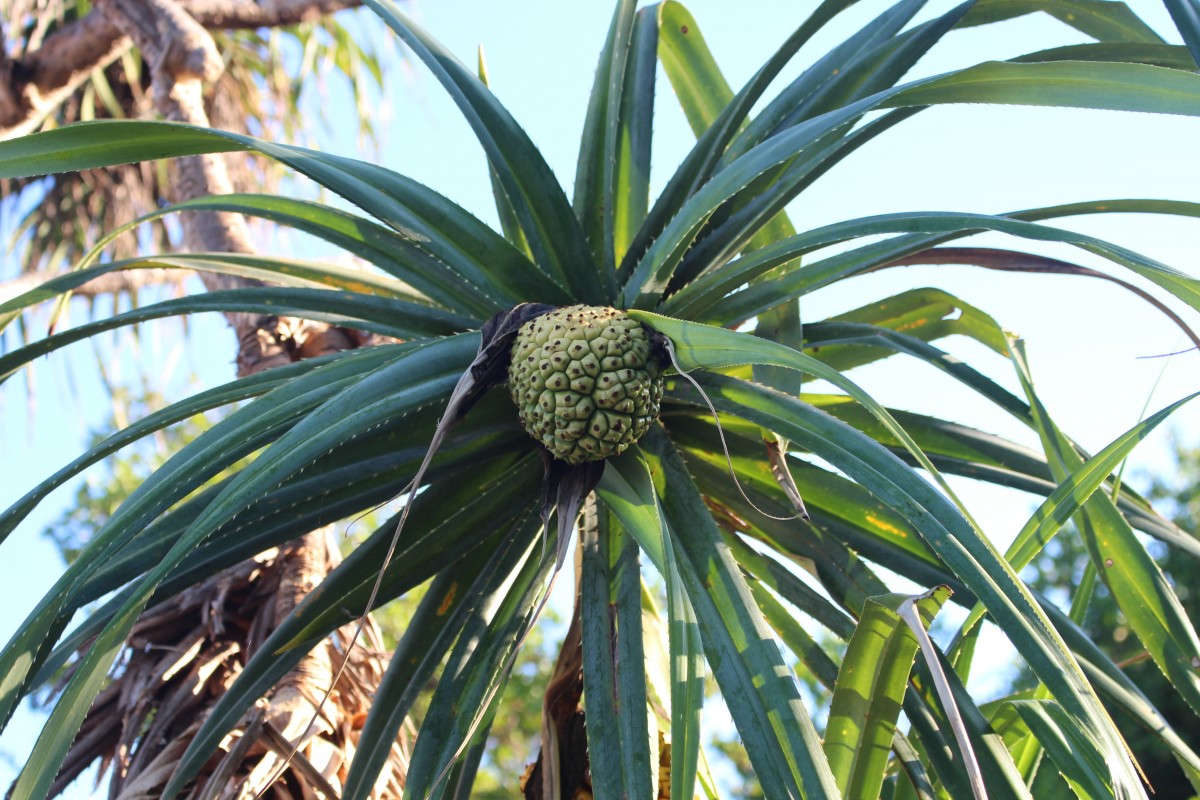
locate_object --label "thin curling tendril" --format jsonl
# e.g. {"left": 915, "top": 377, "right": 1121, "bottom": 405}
{"left": 662, "top": 337, "right": 804, "bottom": 523}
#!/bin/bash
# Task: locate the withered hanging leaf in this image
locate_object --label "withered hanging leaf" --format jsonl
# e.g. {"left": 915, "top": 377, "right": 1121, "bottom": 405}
{"left": 466, "top": 303, "right": 557, "bottom": 409}
{"left": 766, "top": 434, "right": 811, "bottom": 521}
{"left": 540, "top": 454, "right": 605, "bottom": 574}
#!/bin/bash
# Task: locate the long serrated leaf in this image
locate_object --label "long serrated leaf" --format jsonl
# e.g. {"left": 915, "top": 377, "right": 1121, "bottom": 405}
{"left": 0, "top": 287, "right": 473, "bottom": 382}
{"left": 954, "top": 390, "right": 1200, "bottom": 644}
{"left": 0, "top": 343, "right": 406, "bottom": 732}
{"left": 1011, "top": 700, "right": 1114, "bottom": 799}
{"left": 580, "top": 505, "right": 654, "bottom": 800}
{"left": 696, "top": 2, "right": 968, "bottom": 274}
{"left": 812, "top": 395, "right": 1191, "bottom": 554}
{"left": 782, "top": 4, "right": 968, "bottom": 125}
{"left": 654, "top": 0, "right": 802, "bottom": 260}
{"left": 673, "top": 209, "right": 1200, "bottom": 323}
{"left": 400, "top": 509, "right": 544, "bottom": 799}
{"left": 621, "top": 106, "right": 866, "bottom": 307}
{"left": 885, "top": 58, "right": 1200, "bottom": 114}
{"left": 825, "top": 588, "right": 950, "bottom": 799}
{"left": 8, "top": 337, "right": 477, "bottom": 796}
{"left": 684, "top": 429, "right": 1049, "bottom": 800}
{"left": 664, "top": 519, "right": 703, "bottom": 800}
{"left": 743, "top": 564, "right": 842, "bottom": 690}
{"left": 627, "top": 0, "right": 853, "bottom": 281}
{"left": 1011, "top": 342, "right": 1200, "bottom": 719}
{"left": 0, "top": 120, "right": 571, "bottom": 315}
{"left": 725, "top": 0, "right": 928, "bottom": 162}
{"left": 957, "top": 0, "right": 1162, "bottom": 42}
{"left": 681, "top": 372, "right": 1146, "bottom": 797}
{"left": 625, "top": 58, "right": 1200, "bottom": 307}
{"left": 0, "top": 121, "right": 244, "bottom": 176}
{"left": 614, "top": 9, "right": 658, "bottom": 265}
{"left": 723, "top": 532, "right": 855, "bottom": 641}
{"left": 0, "top": 352, "right": 336, "bottom": 543}
{"left": 361, "top": 0, "right": 603, "bottom": 304}
{"left": 641, "top": 428, "right": 840, "bottom": 799}
{"left": 402, "top": 515, "right": 550, "bottom": 797}
{"left": 890, "top": 732, "right": 938, "bottom": 800}
{"left": 574, "top": 0, "right": 639, "bottom": 280}
{"left": 0, "top": 251, "right": 428, "bottom": 336}
{"left": 341, "top": 557, "right": 487, "bottom": 800}
{"left": 476, "top": 48, "right": 533, "bottom": 260}
{"left": 903, "top": 690, "right": 982, "bottom": 799}
{"left": 267, "top": 434, "right": 533, "bottom": 648}
{"left": 1014, "top": 41, "right": 1195, "bottom": 68}
{"left": 675, "top": 112, "right": 911, "bottom": 290}
{"left": 580, "top": 509, "right": 632, "bottom": 800}
{"left": 294, "top": 150, "right": 571, "bottom": 306}
{"left": 30, "top": 406, "right": 527, "bottom": 686}
{"left": 806, "top": 320, "right": 1029, "bottom": 419}
{"left": 672, "top": 410, "right": 925, "bottom": 601}
{"left": 600, "top": 451, "right": 702, "bottom": 800}
{"left": 1050, "top": 602, "right": 1200, "bottom": 793}
{"left": 163, "top": 459, "right": 542, "bottom": 799}
{"left": 909, "top": 643, "right": 1032, "bottom": 800}
{"left": 103, "top": 193, "right": 507, "bottom": 317}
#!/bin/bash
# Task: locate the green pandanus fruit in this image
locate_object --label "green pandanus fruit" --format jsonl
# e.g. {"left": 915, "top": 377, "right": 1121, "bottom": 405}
{"left": 507, "top": 305, "right": 664, "bottom": 464}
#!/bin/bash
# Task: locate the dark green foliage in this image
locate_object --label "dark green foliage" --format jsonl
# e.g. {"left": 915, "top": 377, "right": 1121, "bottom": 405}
{"left": 1, "top": 1, "right": 1199, "bottom": 797}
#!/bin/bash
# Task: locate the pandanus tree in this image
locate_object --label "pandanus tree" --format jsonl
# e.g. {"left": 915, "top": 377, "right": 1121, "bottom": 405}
{"left": 2, "top": 0, "right": 1200, "bottom": 797}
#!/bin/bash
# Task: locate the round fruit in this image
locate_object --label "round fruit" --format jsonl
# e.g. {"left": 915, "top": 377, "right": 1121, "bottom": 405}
{"left": 507, "top": 305, "right": 664, "bottom": 464}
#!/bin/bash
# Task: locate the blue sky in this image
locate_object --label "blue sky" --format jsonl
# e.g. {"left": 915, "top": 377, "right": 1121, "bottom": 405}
{"left": 1, "top": 0, "right": 1198, "bottom": 792}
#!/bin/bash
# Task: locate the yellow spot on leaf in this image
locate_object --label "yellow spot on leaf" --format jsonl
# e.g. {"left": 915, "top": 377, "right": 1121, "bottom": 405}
{"left": 865, "top": 513, "right": 908, "bottom": 538}
{"left": 896, "top": 317, "right": 930, "bottom": 332}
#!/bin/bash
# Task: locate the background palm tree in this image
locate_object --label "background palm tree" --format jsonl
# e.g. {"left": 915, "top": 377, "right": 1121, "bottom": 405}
{"left": 0, "top": 0, "right": 382, "bottom": 282}
{"left": 2, "top": 0, "right": 1200, "bottom": 798}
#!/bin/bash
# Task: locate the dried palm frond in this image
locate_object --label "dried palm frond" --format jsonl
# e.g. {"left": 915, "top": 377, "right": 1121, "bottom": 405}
{"left": 51, "top": 530, "right": 408, "bottom": 799}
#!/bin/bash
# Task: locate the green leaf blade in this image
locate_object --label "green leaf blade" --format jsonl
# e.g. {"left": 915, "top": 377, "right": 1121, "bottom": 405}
{"left": 1011, "top": 700, "right": 1114, "bottom": 799}
{"left": 641, "top": 428, "right": 840, "bottom": 800}
{"left": 581, "top": 508, "right": 655, "bottom": 800}
{"left": 361, "top": 0, "right": 604, "bottom": 303}
{"left": 886, "top": 59, "right": 1200, "bottom": 116}
{"left": 825, "top": 588, "right": 950, "bottom": 799}
{"left": 669, "top": 371, "right": 1145, "bottom": 797}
